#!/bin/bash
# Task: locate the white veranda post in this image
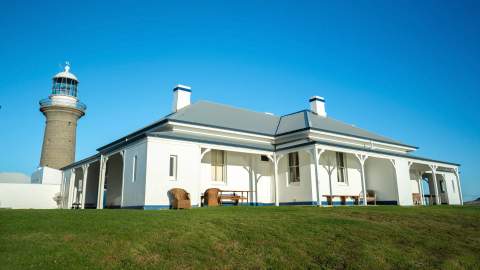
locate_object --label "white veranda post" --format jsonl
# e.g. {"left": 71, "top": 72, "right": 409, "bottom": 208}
{"left": 273, "top": 153, "right": 280, "bottom": 206}
{"left": 355, "top": 154, "right": 369, "bottom": 206}
{"left": 311, "top": 147, "right": 324, "bottom": 207}
{"left": 267, "top": 153, "right": 282, "bottom": 207}
{"left": 120, "top": 150, "right": 126, "bottom": 207}
{"left": 430, "top": 165, "right": 440, "bottom": 205}
{"left": 454, "top": 168, "right": 464, "bottom": 205}
{"left": 81, "top": 164, "right": 89, "bottom": 209}
{"left": 199, "top": 148, "right": 211, "bottom": 207}
{"left": 67, "top": 168, "right": 75, "bottom": 208}
{"left": 97, "top": 155, "right": 109, "bottom": 209}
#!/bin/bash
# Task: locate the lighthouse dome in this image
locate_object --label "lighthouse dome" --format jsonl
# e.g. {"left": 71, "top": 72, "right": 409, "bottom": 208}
{"left": 51, "top": 63, "right": 79, "bottom": 97}
{"left": 53, "top": 64, "right": 78, "bottom": 81}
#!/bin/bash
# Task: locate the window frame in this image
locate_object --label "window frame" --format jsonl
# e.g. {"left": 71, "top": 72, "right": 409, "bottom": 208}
{"left": 211, "top": 150, "right": 226, "bottom": 183}
{"left": 288, "top": 152, "right": 300, "bottom": 184}
{"left": 336, "top": 152, "right": 348, "bottom": 184}
{"left": 440, "top": 179, "right": 446, "bottom": 193}
{"left": 132, "top": 155, "right": 138, "bottom": 183}
{"left": 169, "top": 155, "right": 178, "bottom": 181}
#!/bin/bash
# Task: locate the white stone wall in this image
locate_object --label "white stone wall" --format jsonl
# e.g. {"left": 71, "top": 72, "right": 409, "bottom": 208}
{"left": 105, "top": 155, "right": 123, "bottom": 207}
{"left": 317, "top": 151, "right": 363, "bottom": 204}
{"left": 278, "top": 151, "right": 315, "bottom": 204}
{"left": 144, "top": 137, "right": 275, "bottom": 208}
{"left": 145, "top": 138, "right": 201, "bottom": 207}
{"left": 0, "top": 183, "right": 60, "bottom": 209}
{"left": 394, "top": 158, "right": 414, "bottom": 206}
{"left": 441, "top": 172, "right": 461, "bottom": 205}
{"left": 364, "top": 157, "right": 398, "bottom": 203}
{"left": 121, "top": 139, "right": 148, "bottom": 207}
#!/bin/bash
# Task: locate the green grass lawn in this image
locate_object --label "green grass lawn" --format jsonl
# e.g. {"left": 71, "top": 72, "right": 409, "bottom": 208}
{"left": 0, "top": 206, "right": 479, "bottom": 270}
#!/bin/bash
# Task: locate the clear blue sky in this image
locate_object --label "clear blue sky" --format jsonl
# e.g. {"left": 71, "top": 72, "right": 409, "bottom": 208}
{"left": 0, "top": 1, "right": 478, "bottom": 201}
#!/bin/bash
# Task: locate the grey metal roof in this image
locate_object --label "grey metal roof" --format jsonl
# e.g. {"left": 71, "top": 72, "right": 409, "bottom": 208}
{"left": 63, "top": 100, "right": 461, "bottom": 171}
{"left": 171, "top": 102, "right": 414, "bottom": 148}
{"left": 275, "top": 111, "right": 309, "bottom": 135}
{"left": 306, "top": 111, "right": 414, "bottom": 148}
{"left": 167, "top": 101, "right": 280, "bottom": 136}
{"left": 97, "top": 100, "right": 415, "bottom": 154}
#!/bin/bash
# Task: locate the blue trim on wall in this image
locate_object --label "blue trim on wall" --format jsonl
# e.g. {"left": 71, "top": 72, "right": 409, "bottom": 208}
{"left": 376, "top": 201, "right": 398, "bottom": 205}
{"left": 120, "top": 201, "right": 399, "bottom": 210}
{"left": 321, "top": 201, "right": 356, "bottom": 206}
{"left": 122, "top": 204, "right": 200, "bottom": 210}
{"left": 255, "top": 202, "right": 275, "bottom": 206}
{"left": 279, "top": 201, "right": 318, "bottom": 206}
{"left": 122, "top": 205, "right": 145, "bottom": 209}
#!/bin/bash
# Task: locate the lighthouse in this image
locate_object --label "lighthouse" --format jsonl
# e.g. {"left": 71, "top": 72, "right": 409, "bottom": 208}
{"left": 39, "top": 63, "right": 86, "bottom": 169}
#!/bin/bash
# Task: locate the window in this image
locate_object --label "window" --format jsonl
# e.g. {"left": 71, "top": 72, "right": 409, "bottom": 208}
{"left": 451, "top": 180, "right": 456, "bottom": 193}
{"left": 211, "top": 150, "right": 225, "bottom": 182}
{"left": 132, "top": 155, "right": 138, "bottom": 183}
{"left": 169, "top": 155, "right": 177, "bottom": 180}
{"left": 440, "top": 180, "right": 446, "bottom": 193}
{"left": 336, "top": 152, "right": 348, "bottom": 183}
{"left": 288, "top": 152, "right": 300, "bottom": 184}
{"left": 261, "top": 155, "right": 270, "bottom": 162}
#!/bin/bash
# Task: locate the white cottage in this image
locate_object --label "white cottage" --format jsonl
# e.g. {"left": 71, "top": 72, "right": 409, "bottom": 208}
{"left": 60, "top": 85, "right": 463, "bottom": 209}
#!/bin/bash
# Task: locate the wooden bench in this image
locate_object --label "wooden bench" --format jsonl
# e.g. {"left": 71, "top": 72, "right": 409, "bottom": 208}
{"left": 71, "top": 202, "right": 81, "bottom": 209}
{"left": 323, "top": 195, "right": 360, "bottom": 206}
{"left": 219, "top": 190, "right": 250, "bottom": 206}
{"left": 220, "top": 195, "right": 244, "bottom": 205}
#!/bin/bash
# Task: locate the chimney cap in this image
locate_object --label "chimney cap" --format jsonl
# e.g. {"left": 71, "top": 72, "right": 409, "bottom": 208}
{"left": 173, "top": 84, "right": 192, "bottom": 92}
{"left": 309, "top": 96, "right": 325, "bottom": 102}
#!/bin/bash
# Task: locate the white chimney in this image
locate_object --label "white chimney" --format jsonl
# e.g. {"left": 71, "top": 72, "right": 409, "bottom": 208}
{"left": 172, "top": 84, "right": 191, "bottom": 112}
{"left": 309, "top": 96, "right": 326, "bottom": 117}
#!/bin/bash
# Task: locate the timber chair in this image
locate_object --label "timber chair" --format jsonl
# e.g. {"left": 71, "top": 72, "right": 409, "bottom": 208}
{"left": 204, "top": 188, "right": 221, "bottom": 207}
{"left": 169, "top": 188, "right": 191, "bottom": 209}
{"left": 412, "top": 193, "right": 422, "bottom": 205}
{"left": 359, "top": 190, "right": 377, "bottom": 205}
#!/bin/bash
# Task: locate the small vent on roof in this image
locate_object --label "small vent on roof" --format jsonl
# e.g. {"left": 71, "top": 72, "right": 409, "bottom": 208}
{"left": 265, "top": 112, "right": 274, "bottom": 115}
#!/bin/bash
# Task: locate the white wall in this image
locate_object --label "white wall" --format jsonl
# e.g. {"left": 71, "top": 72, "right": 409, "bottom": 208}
{"left": 252, "top": 156, "right": 274, "bottom": 204}
{"left": 105, "top": 155, "right": 123, "bottom": 207}
{"left": 31, "top": 166, "right": 63, "bottom": 185}
{"left": 121, "top": 139, "right": 148, "bottom": 207}
{"left": 365, "top": 157, "right": 398, "bottom": 203}
{"left": 318, "top": 151, "right": 363, "bottom": 204}
{"left": 0, "top": 183, "right": 60, "bottom": 209}
{"left": 442, "top": 172, "right": 461, "bottom": 205}
{"left": 145, "top": 138, "right": 201, "bottom": 207}
{"left": 277, "top": 151, "right": 314, "bottom": 204}
{"left": 394, "top": 158, "right": 414, "bottom": 206}
{"left": 145, "top": 137, "right": 275, "bottom": 208}
{"left": 200, "top": 148, "right": 273, "bottom": 205}
{"left": 85, "top": 162, "right": 99, "bottom": 207}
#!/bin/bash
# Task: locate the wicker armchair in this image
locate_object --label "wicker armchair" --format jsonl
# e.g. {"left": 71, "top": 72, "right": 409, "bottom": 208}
{"left": 204, "top": 188, "right": 221, "bottom": 206}
{"left": 169, "top": 188, "right": 191, "bottom": 209}
{"left": 412, "top": 193, "right": 422, "bottom": 205}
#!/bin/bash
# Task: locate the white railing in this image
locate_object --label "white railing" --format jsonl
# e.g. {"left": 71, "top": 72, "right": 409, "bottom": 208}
{"left": 39, "top": 98, "right": 86, "bottom": 111}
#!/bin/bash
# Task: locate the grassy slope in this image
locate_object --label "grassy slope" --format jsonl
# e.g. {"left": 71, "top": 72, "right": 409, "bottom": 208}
{"left": 0, "top": 206, "right": 479, "bottom": 270}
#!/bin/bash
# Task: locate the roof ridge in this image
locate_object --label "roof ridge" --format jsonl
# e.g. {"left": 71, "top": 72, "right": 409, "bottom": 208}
{"left": 193, "top": 100, "right": 280, "bottom": 119}
{"left": 280, "top": 109, "right": 309, "bottom": 118}
{"left": 304, "top": 110, "right": 311, "bottom": 129}
{"left": 274, "top": 115, "right": 284, "bottom": 135}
